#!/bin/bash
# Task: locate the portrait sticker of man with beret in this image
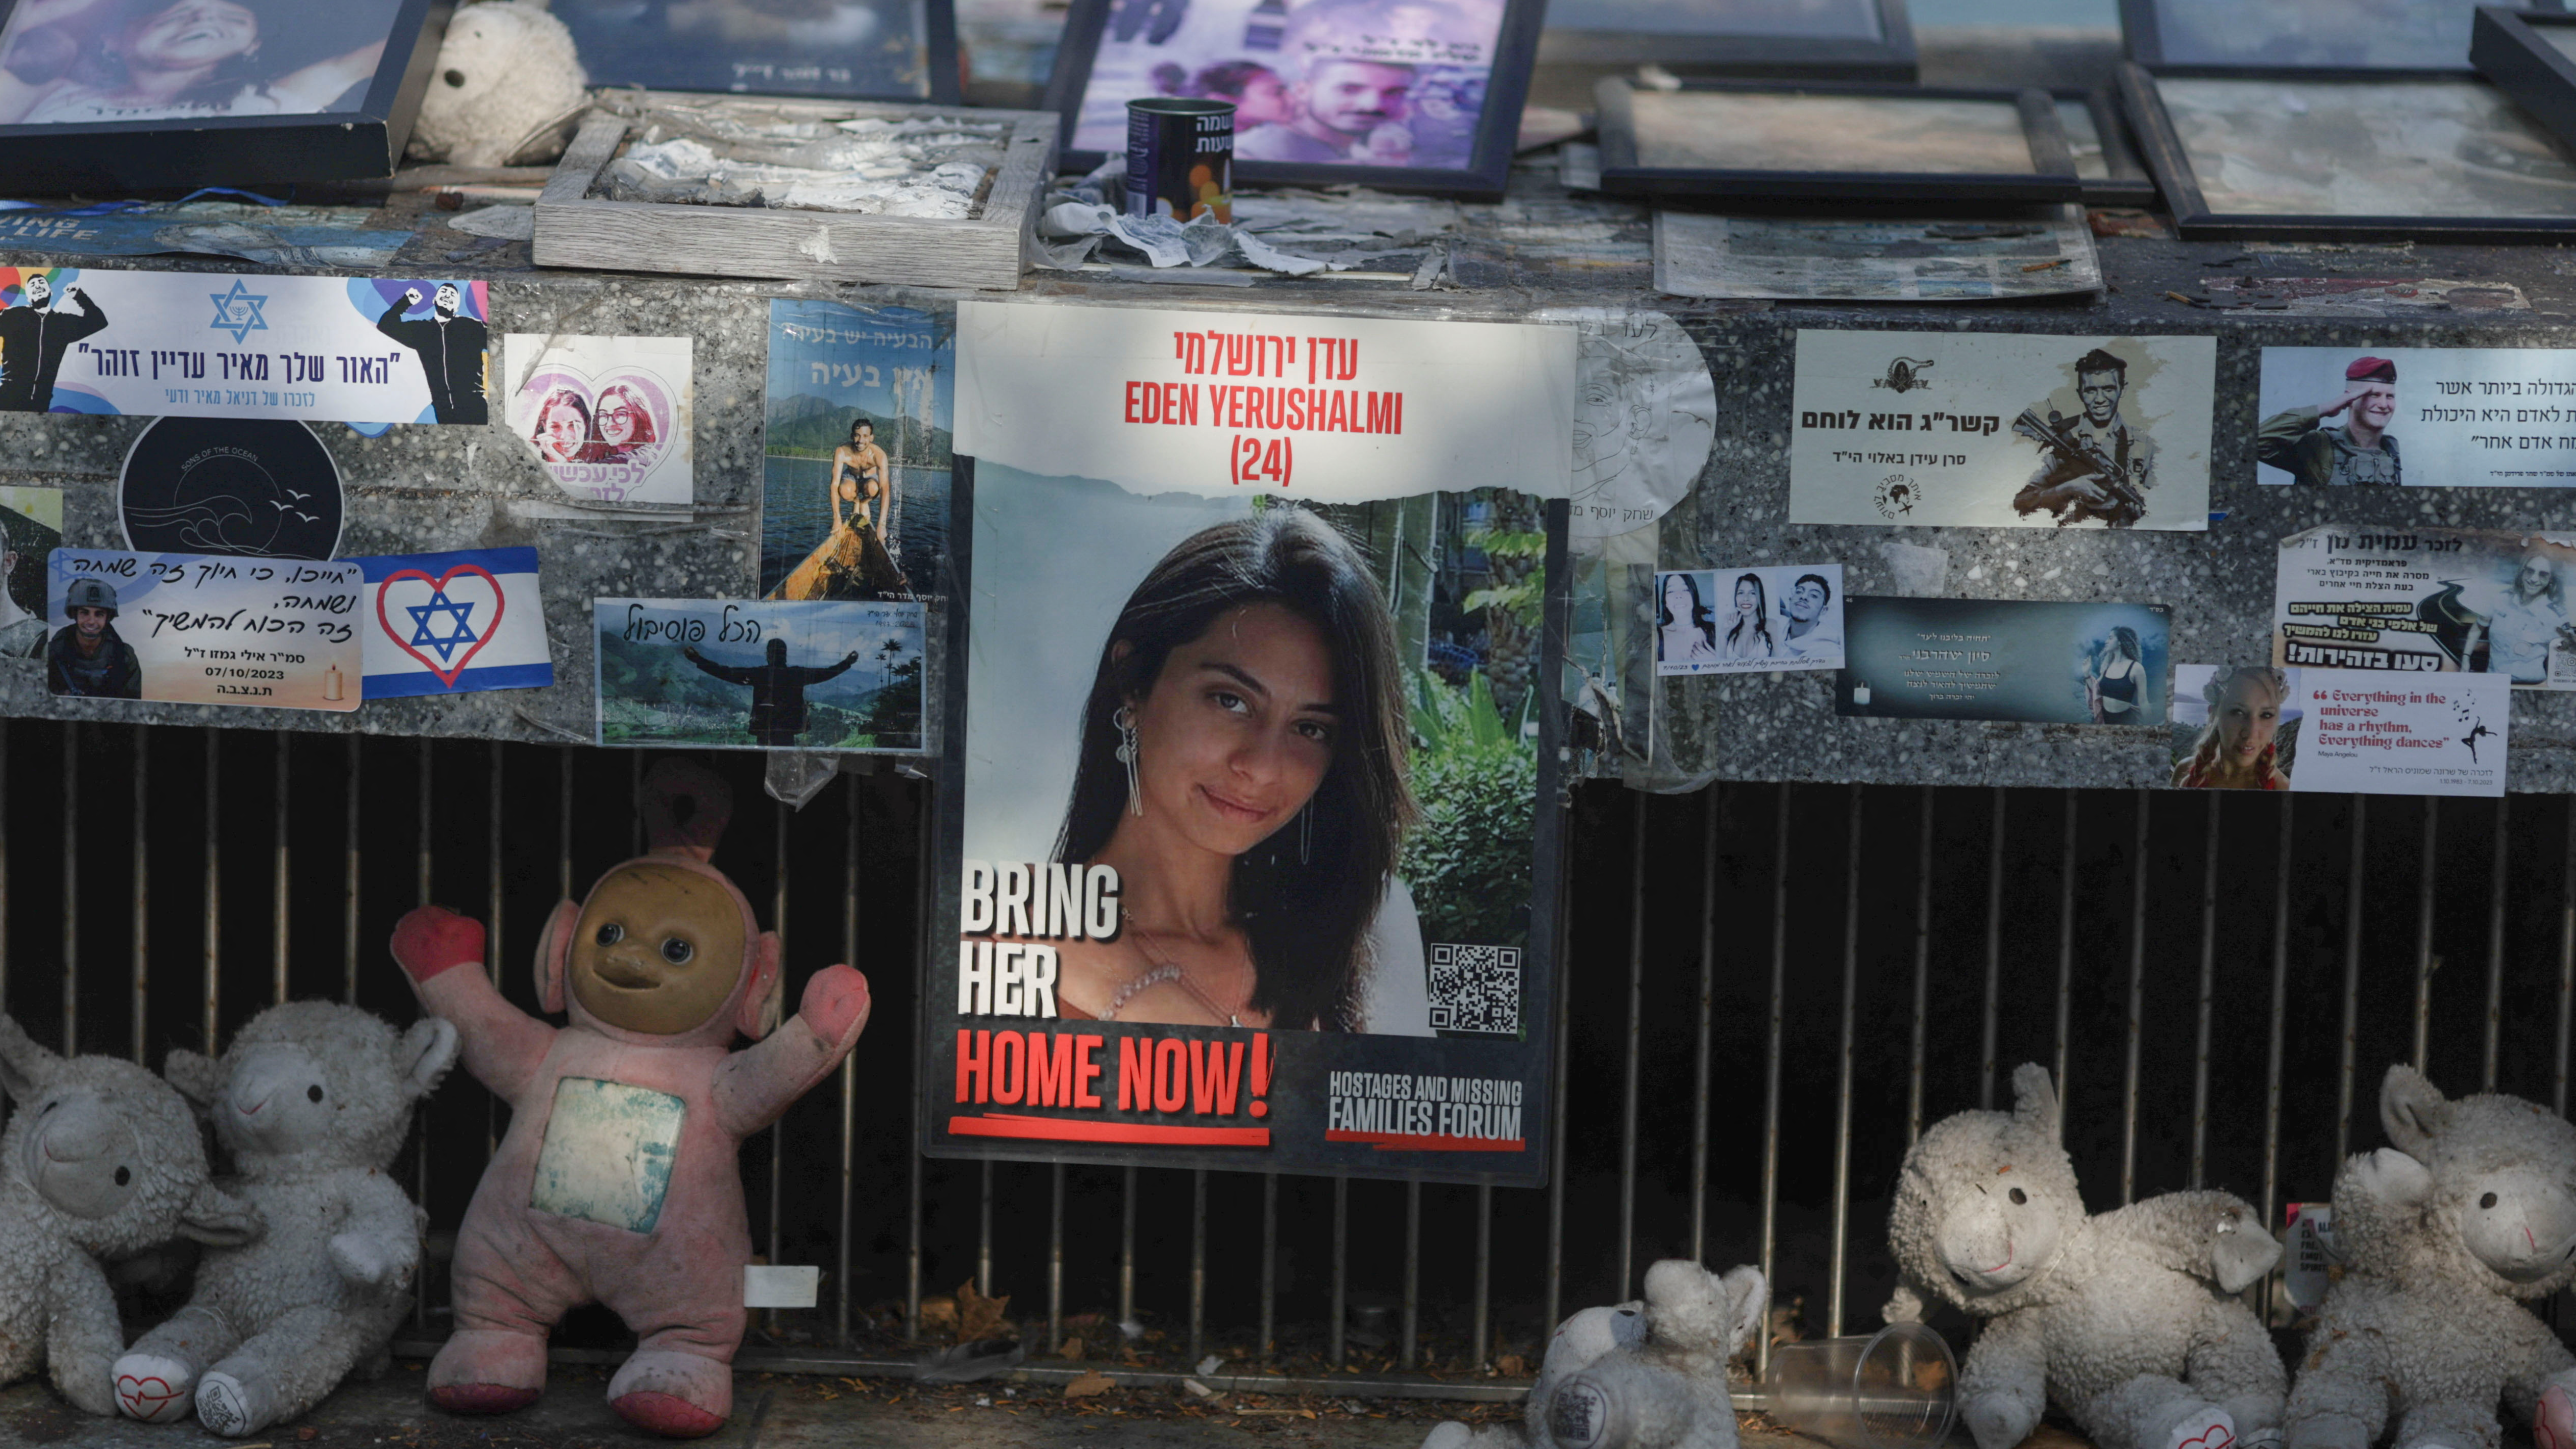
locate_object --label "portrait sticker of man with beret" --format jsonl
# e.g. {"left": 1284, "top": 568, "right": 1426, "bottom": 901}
{"left": 2258, "top": 355, "right": 2401, "bottom": 487}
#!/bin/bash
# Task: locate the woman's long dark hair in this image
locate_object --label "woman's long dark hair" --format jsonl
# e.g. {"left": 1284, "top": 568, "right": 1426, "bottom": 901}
{"left": 1726, "top": 572, "right": 1771, "bottom": 653}
{"left": 1054, "top": 507, "right": 1413, "bottom": 1032}
{"left": 2106, "top": 625, "right": 2141, "bottom": 664}
{"left": 1657, "top": 571, "right": 1714, "bottom": 648}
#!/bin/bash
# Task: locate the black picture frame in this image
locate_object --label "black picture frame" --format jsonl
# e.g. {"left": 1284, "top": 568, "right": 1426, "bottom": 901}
{"left": 2122, "top": 0, "right": 2562, "bottom": 73}
{"left": 2473, "top": 6, "right": 2576, "bottom": 151}
{"left": 556, "top": 0, "right": 961, "bottom": 106}
{"left": 1593, "top": 78, "right": 2080, "bottom": 205}
{"left": 2117, "top": 61, "right": 2576, "bottom": 242}
{"left": 2054, "top": 87, "right": 2158, "bottom": 207}
{"left": 1536, "top": 0, "right": 1913, "bottom": 82}
{"left": 0, "top": 0, "right": 448, "bottom": 190}
{"left": 1042, "top": 0, "right": 1543, "bottom": 198}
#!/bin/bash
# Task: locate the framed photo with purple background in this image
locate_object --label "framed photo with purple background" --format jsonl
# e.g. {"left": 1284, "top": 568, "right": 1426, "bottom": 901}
{"left": 0, "top": 0, "right": 446, "bottom": 189}
{"left": 1043, "top": 0, "right": 1543, "bottom": 196}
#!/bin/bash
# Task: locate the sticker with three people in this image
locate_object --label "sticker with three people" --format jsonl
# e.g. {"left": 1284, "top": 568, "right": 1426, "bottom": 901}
{"left": 1653, "top": 564, "right": 1843, "bottom": 675}
{"left": 592, "top": 596, "right": 925, "bottom": 753}
{"left": 506, "top": 334, "right": 694, "bottom": 507}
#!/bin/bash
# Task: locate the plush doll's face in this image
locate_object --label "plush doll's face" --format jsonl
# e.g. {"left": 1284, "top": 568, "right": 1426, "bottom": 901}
{"left": 214, "top": 1041, "right": 338, "bottom": 1155}
{"left": 570, "top": 862, "right": 747, "bottom": 1035}
{"left": 1906, "top": 1145, "right": 2070, "bottom": 1295}
{"left": 14, "top": 1082, "right": 144, "bottom": 1220}
{"left": 1890, "top": 1064, "right": 2081, "bottom": 1308}
{"left": 2384, "top": 1068, "right": 2576, "bottom": 1290}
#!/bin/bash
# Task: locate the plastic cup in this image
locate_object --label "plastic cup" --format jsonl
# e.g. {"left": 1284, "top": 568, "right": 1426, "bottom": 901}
{"left": 1762, "top": 1321, "right": 1957, "bottom": 1449}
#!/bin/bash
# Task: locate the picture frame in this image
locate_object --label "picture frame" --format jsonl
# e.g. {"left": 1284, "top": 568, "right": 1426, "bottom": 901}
{"left": 553, "top": 0, "right": 962, "bottom": 105}
{"left": 2120, "top": 0, "right": 2561, "bottom": 73}
{"left": 0, "top": 0, "right": 446, "bottom": 190}
{"left": 2471, "top": 7, "right": 2576, "bottom": 153}
{"left": 1593, "top": 79, "right": 2080, "bottom": 205}
{"left": 2117, "top": 61, "right": 2576, "bottom": 242}
{"left": 533, "top": 91, "right": 1058, "bottom": 290}
{"left": 1042, "top": 0, "right": 1544, "bottom": 198}
{"left": 1535, "top": 0, "right": 1913, "bottom": 82}
{"left": 2054, "top": 87, "right": 2158, "bottom": 207}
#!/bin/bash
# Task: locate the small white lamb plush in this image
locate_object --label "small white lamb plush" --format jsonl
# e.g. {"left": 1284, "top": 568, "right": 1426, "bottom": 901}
{"left": 112, "top": 1002, "right": 458, "bottom": 1435}
{"left": 1421, "top": 1260, "right": 1766, "bottom": 1449}
{"left": 2284, "top": 1066, "right": 2576, "bottom": 1449}
{"left": 405, "top": 1, "right": 588, "bottom": 168}
{"left": 0, "top": 1013, "right": 261, "bottom": 1416}
{"left": 1887, "top": 1064, "right": 2286, "bottom": 1449}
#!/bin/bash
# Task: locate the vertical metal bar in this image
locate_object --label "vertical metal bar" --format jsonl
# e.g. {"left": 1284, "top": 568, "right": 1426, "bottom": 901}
{"left": 203, "top": 729, "right": 221, "bottom": 1054}
{"left": 62, "top": 725, "right": 77, "bottom": 1051}
{"left": 978, "top": 1160, "right": 994, "bottom": 1297}
{"left": 2121, "top": 792, "right": 2148, "bottom": 1206}
{"left": 1400, "top": 1178, "right": 1421, "bottom": 1369}
{"left": 1616, "top": 802, "right": 1646, "bottom": 1297}
{"left": 2261, "top": 797, "right": 2294, "bottom": 1325}
{"left": 417, "top": 740, "right": 434, "bottom": 907}
{"left": 840, "top": 774, "right": 860, "bottom": 1349}
{"left": 272, "top": 731, "right": 289, "bottom": 1006}
{"left": 1472, "top": 1182, "right": 1492, "bottom": 1367}
{"left": 1543, "top": 850, "right": 1574, "bottom": 1335}
{"left": 1981, "top": 789, "right": 2004, "bottom": 1110}
{"left": 1048, "top": 1163, "right": 1065, "bottom": 1354}
{"left": 2485, "top": 799, "right": 2508, "bottom": 1091}
{"left": 770, "top": 804, "right": 786, "bottom": 1278}
{"left": 342, "top": 736, "right": 360, "bottom": 1004}
{"left": 1190, "top": 1168, "right": 1208, "bottom": 1365}
{"left": 1826, "top": 784, "right": 1861, "bottom": 1339}
{"left": 2191, "top": 793, "right": 2219, "bottom": 1189}
{"left": 1907, "top": 787, "right": 1933, "bottom": 1142}
{"left": 906, "top": 779, "right": 930, "bottom": 1339}
{"left": 2560, "top": 799, "right": 2576, "bottom": 1118}
{"left": 1690, "top": 787, "right": 1716, "bottom": 1263}
{"left": 1329, "top": 1174, "right": 1347, "bottom": 1368}
{"left": 486, "top": 743, "right": 505, "bottom": 1158}
{"left": 1120, "top": 1165, "right": 1138, "bottom": 1335}
{"left": 129, "top": 729, "right": 149, "bottom": 1065}
{"left": 1754, "top": 782, "right": 1788, "bottom": 1381}
{"left": 2335, "top": 799, "right": 2366, "bottom": 1164}
{"left": 1260, "top": 1173, "right": 1279, "bottom": 1360}
{"left": 2054, "top": 794, "right": 2076, "bottom": 1133}
{"left": 414, "top": 739, "right": 432, "bottom": 1334}
{"left": 2415, "top": 799, "right": 2437, "bottom": 1073}
{"left": 0, "top": 719, "right": 11, "bottom": 1013}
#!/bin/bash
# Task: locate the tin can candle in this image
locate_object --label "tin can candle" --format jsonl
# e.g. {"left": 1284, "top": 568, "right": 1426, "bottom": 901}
{"left": 1126, "top": 96, "right": 1235, "bottom": 223}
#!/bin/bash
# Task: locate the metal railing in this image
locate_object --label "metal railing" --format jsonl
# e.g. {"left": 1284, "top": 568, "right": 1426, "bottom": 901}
{"left": 6, "top": 719, "right": 2570, "bottom": 1399}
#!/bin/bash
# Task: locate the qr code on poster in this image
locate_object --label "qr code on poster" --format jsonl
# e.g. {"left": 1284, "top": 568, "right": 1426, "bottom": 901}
{"left": 1428, "top": 944, "right": 1521, "bottom": 1034}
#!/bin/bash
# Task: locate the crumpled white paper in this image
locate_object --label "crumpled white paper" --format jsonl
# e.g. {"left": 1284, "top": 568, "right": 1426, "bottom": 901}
{"left": 1030, "top": 157, "right": 1346, "bottom": 277}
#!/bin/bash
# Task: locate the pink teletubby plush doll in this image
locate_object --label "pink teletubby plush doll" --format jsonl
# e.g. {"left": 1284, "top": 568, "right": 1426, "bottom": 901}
{"left": 388, "top": 759, "right": 870, "bottom": 1438}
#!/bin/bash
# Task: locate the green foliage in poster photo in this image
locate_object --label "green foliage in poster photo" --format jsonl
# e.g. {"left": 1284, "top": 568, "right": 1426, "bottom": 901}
{"left": 1405, "top": 669, "right": 1537, "bottom": 949}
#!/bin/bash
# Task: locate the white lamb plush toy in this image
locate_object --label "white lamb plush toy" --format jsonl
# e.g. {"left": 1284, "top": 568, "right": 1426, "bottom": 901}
{"left": 112, "top": 1002, "right": 458, "bottom": 1436}
{"left": 0, "top": 1013, "right": 261, "bottom": 1416}
{"left": 1421, "top": 1260, "right": 1766, "bottom": 1449}
{"left": 2284, "top": 1066, "right": 2576, "bottom": 1449}
{"left": 1887, "top": 1064, "right": 2286, "bottom": 1449}
{"left": 404, "top": 1, "right": 588, "bottom": 168}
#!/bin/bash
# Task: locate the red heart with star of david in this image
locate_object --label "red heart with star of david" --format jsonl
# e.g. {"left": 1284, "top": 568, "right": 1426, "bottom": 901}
{"left": 376, "top": 564, "right": 506, "bottom": 688}
{"left": 117, "top": 1372, "right": 186, "bottom": 1420}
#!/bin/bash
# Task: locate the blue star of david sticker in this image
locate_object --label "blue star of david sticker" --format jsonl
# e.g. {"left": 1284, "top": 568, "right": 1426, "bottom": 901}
{"left": 405, "top": 588, "right": 480, "bottom": 662}
{"left": 207, "top": 279, "right": 268, "bottom": 343}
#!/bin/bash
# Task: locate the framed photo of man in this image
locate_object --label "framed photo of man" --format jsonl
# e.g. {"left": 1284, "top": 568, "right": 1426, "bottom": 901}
{"left": 0, "top": 0, "right": 448, "bottom": 189}
{"left": 1043, "top": 0, "right": 1543, "bottom": 196}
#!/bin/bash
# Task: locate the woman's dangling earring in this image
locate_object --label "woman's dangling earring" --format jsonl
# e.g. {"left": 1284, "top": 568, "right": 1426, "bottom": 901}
{"left": 1113, "top": 705, "right": 1142, "bottom": 817}
{"left": 1298, "top": 803, "right": 1312, "bottom": 865}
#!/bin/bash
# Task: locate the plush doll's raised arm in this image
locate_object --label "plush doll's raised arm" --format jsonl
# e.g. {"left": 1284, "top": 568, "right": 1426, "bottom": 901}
{"left": 2094, "top": 1189, "right": 2281, "bottom": 1293}
{"left": 390, "top": 905, "right": 555, "bottom": 1106}
{"left": 43, "top": 1256, "right": 123, "bottom": 1415}
{"left": 1957, "top": 1304, "right": 2051, "bottom": 1449}
{"left": 330, "top": 1172, "right": 426, "bottom": 1290}
{"left": 713, "top": 964, "right": 872, "bottom": 1139}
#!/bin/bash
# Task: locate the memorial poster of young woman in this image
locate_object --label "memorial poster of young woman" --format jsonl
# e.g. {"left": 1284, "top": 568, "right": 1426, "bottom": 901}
{"left": 929, "top": 300, "right": 1575, "bottom": 1184}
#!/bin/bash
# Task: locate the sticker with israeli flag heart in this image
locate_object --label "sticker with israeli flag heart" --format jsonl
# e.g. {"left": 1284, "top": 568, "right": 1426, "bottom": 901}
{"left": 357, "top": 546, "right": 553, "bottom": 698}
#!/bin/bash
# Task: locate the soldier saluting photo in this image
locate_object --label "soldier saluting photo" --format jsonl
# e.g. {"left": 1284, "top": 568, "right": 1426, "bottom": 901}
{"left": 2258, "top": 355, "right": 2401, "bottom": 487}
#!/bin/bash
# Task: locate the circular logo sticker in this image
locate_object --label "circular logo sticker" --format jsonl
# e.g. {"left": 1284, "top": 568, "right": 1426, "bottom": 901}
{"left": 118, "top": 417, "right": 343, "bottom": 560}
{"left": 1873, "top": 473, "right": 1921, "bottom": 520}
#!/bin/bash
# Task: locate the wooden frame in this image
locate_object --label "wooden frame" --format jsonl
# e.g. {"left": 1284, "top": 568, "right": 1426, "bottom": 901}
{"left": 1042, "top": 0, "right": 1543, "bottom": 198}
{"left": 1593, "top": 79, "right": 2079, "bottom": 204}
{"left": 2121, "top": 0, "right": 2560, "bottom": 73}
{"left": 2055, "top": 87, "right": 2158, "bottom": 207}
{"left": 1536, "top": 0, "right": 1913, "bottom": 81}
{"left": 2473, "top": 7, "right": 2576, "bottom": 151}
{"left": 532, "top": 93, "right": 1058, "bottom": 291}
{"left": 2117, "top": 61, "right": 2576, "bottom": 242}
{"left": 0, "top": 0, "right": 446, "bottom": 190}
{"left": 556, "top": 0, "right": 961, "bottom": 105}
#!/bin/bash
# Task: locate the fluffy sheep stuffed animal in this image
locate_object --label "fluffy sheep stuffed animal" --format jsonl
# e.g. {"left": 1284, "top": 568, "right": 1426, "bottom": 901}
{"left": 0, "top": 1013, "right": 261, "bottom": 1416}
{"left": 110, "top": 1002, "right": 458, "bottom": 1436}
{"left": 1886, "top": 1064, "right": 2285, "bottom": 1449}
{"left": 405, "top": 1, "right": 588, "bottom": 168}
{"left": 2283, "top": 1066, "right": 2576, "bottom": 1449}
{"left": 1420, "top": 1261, "right": 1766, "bottom": 1449}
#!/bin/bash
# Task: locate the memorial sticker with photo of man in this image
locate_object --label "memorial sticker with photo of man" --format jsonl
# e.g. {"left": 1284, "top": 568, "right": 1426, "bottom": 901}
{"left": 45, "top": 548, "right": 361, "bottom": 710}
{"left": 0, "top": 486, "right": 64, "bottom": 661}
{"left": 2273, "top": 524, "right": 2576, "bottom": 686}
{"left": 594, "top": 597, "right": 925, "bottom": 753}
{"left": 1789, "top": 330, "right": 2216, "bottom": 531}
{"left": 2256, "top": 346, "right": 2576, "bottom": 488}
{"left": 0, "top": 0, "right": 410, "bottom": 127}
{"left": 761, "top": 300, "right": 948, "bottom": 603}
